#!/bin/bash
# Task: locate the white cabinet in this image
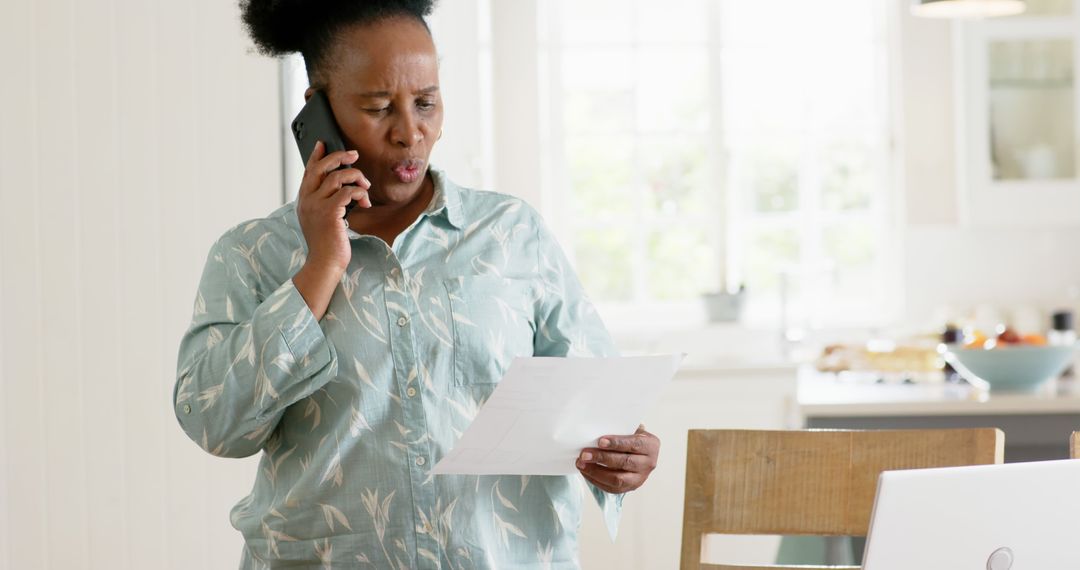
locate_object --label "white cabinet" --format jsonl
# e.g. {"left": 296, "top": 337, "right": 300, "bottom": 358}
{"left": 577, "top": 365, "right": 797, "bottom": 569}
{"left": 956, "top": 0, "right": 1080, "bottom": 225}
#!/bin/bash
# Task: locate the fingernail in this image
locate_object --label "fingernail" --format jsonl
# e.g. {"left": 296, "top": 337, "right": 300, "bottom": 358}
{"left": 581, "top": 452, "right": 593, "bottom": 461}
{"left": 348, "top": 150, "right": 359, "bottom": 158}
{"left": 599, "top": 438, "right": 610, "bottom": 448}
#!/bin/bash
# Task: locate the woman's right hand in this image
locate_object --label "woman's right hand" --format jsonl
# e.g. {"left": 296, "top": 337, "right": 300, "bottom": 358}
{"left": 295, "top": 140, "right": 372, "bottom": 273}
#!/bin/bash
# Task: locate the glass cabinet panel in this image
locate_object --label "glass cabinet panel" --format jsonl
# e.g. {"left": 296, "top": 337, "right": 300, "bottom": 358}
{"left": 988, "top": 38, "right": 1075, "bottom": 180}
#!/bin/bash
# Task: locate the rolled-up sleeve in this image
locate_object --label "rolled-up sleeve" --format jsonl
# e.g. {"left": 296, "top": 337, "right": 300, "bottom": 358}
{"left": 530, "top": 211, "right": 626, "bottom": 540}
{"left": 172, "top": 233, "right": 338, "bottom": 458}
{"left": 532, "top": 217, "right": 618, "bottom": 360}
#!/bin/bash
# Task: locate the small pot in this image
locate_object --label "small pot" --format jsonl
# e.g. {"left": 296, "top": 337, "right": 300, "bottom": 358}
{"left": 702, "top": 288, "right": 746, "bottom": 323}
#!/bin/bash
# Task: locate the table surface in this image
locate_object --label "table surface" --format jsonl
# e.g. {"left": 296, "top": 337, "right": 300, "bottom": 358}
{"left": 799, "top": 368, "right": 1080, "bottom": 417}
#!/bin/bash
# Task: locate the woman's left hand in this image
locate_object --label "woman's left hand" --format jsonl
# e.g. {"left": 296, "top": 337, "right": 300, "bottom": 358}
{"left": 576, "top": 425, "right": 660, "bottom": 494}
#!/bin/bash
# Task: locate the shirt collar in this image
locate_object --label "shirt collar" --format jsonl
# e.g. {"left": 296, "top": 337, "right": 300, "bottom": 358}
{"left": 424, "top": 167, "right": 464, "bottom": 230}
{"left": 296, "top": 166, "right": 464, "bottom": 241}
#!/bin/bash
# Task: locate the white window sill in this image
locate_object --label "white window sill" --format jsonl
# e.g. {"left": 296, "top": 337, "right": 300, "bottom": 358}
{"left": 599, "top": 301, "right": 895, "bottom": 372}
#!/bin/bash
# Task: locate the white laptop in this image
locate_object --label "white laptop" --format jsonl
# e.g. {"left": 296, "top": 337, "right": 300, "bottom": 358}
{"left": 862, "top": 459, "right": 1080, "bottom": 569}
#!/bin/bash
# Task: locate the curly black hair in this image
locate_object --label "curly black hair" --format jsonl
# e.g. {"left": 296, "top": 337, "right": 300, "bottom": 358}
{"left": 239, "top": 0, "right": 437, "bottom": 82}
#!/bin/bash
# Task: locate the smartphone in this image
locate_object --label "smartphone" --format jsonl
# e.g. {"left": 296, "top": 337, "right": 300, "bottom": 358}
{"left": 291, "top": 90, "right": 357, "bottom": 216}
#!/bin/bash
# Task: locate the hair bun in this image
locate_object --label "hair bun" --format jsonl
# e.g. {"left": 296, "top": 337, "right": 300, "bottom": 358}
{"left": 240, "top": 0, "right": 309, "bottom": 56}
{"left": 240, "top": 0, "right": 437, "bottom": 57}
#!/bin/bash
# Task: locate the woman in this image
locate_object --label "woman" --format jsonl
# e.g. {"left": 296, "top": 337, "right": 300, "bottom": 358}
{"left": 173, "top": 1, "right": 660, "bottom": 567}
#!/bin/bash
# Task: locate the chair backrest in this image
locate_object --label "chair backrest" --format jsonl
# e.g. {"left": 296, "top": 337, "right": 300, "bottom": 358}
{"left": 1071, "top": 431, "right": 1080, "bottom": 459}
{"left": 680, "top": 428, "right": 1004, "bottom": 570}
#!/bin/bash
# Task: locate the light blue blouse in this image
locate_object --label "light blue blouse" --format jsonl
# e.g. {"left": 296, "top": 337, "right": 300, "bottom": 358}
{"left": 173, "top": 169, "right": 622, "bottom": 569}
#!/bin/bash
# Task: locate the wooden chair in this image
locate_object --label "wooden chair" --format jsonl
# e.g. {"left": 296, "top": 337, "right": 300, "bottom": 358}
{"left": 680, "top": 428, "right": 1004, "bottom": 570}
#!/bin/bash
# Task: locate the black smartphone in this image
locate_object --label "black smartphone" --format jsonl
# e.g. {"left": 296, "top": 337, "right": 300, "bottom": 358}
{"left": 291, "top": 90, "right": 357, "bottom": 216}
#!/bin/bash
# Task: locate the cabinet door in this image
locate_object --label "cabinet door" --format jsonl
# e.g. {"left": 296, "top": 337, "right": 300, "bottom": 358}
{"left": 958, "top": 0, "right": 1080, "bottom": 225}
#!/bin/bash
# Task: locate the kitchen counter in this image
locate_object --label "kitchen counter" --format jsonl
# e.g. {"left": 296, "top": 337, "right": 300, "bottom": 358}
{"left": 800, "top": 370, "right": 1080, "bottom": 416}
{"left": 798, "top": 368, "right": 1080, "bottom": 462}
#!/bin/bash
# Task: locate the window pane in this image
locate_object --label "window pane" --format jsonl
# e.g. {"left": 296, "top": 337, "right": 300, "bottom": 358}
{"left": 820, "top": 140, "right": 878, "bottom": 211}
{"left": 634, "top": 0, "right": 708, "bottom": 44}
{"left": 735, "top": 227, "right": 806, "bottom": 325}
{"left": 731, "top": 144, "right": 801, "bottom": 213}
{"left": 719, "top": 0, "right": 879, "bottom": 47}
{"left": 562, "top": 49, "right": 636, "bottom": 134}
{"left": 561, "top": 49, "right": 636, "bottom": 91}
{"left": 563, "top": 90, "right": 636, "bottom": 135}
{"left": 637, "top": 48, "right": 710, "bottom": 132}
{"left": 566, "top": 137, "right": 637, "bottom": 220}
{"left": 640, "top": 136, "right": 711, "bottom": 218}
{"left": 574, "top": 228, "right": 635, "bottom": 301}
{"left": 720, "top": 47, "right": 807, "bottom": 134}
{"left": 823, "top": 221, "right": 875, "bottom": 270}
{"left": 741, "top": 228, "right": 801, "bottom": 291}
{"left": 802, "top": 0, "right": 880, "bottom": 43}
{"left": 646, "top": 226, "right": 714, "bottom": 300}
{"left": 822, "top": 221, "right": 878, "bottom": 304}
{"left": 806, "top": 47, "right": 886, "bottom": 132}
{"left": 720, "top": 0, "right": 813, "bottom": 46}
{"left": 558, "top": 0, "right": 634, "bottom": 45}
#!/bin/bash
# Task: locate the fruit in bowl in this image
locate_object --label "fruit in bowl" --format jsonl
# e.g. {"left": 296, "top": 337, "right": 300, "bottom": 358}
{"left": 946, "top": 327, "right": 1074, "bottom": 391}
{"left": 965, "top": 326, "right": 1047, "bottom": 349}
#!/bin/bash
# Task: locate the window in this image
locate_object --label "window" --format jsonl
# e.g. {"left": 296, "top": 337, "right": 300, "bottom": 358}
{"left": 542, "top": 0, "right": 899, "bottom": 328}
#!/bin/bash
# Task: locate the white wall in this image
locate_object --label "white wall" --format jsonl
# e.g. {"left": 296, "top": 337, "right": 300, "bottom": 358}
{"left": 904, "top": 226, "right": 1080, "bottom": 324}
{"left": 0, "top": 0, "right": 281, "bottom": 568}
{"left": 899, "top": 10, "right": 961, "bottom": 227}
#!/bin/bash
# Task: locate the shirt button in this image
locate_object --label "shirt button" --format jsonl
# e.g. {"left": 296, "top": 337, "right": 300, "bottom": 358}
{"left": 397, "top": 316, "right": 409, "bottom": 327}
{"left": 423, "top": 521, "right": 433, "bottom": 534}
{"left": 182, "top": 404, "right": 192, "bottom": 414}
{"left": 406, "top": 387, "right": 417, "bottom": 398}
{"left": 415, "top": 456, "right": 426, "bottom": 467}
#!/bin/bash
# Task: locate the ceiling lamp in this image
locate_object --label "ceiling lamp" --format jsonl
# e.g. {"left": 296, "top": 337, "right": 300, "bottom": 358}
{"left": 911, "top": 0, "right": 1026, "bottom": 18}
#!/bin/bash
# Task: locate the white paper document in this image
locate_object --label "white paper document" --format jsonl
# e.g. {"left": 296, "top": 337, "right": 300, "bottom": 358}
{"left": 432, "top": 354, "right": 684, "bottom": 476}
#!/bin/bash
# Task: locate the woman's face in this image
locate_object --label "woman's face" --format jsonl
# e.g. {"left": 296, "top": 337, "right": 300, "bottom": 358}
{"left": 316, "top": 17, "right": 443, "bottom": 206}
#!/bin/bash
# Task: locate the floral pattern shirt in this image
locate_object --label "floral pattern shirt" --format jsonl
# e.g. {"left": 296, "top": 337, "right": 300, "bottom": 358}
{"left": 173, "top": 168, "right": 622, "bottom": 569}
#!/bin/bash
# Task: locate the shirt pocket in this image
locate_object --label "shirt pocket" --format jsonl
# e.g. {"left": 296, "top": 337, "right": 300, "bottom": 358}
{"left": 444, "top": 275, "right": 537, "bottom": 386}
